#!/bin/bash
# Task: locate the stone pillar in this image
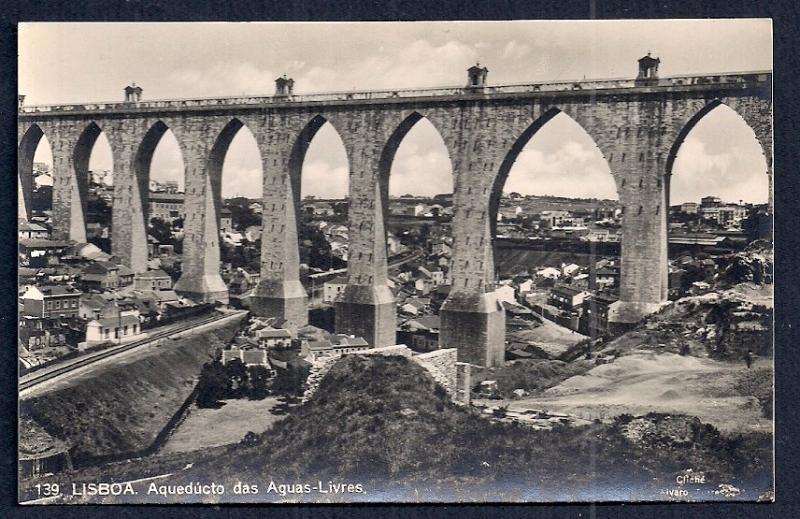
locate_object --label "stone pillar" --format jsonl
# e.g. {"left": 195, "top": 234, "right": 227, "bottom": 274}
{"left": 250, "top": 128, "right": 308, "bottom": 326}
{"left": 438, "top": 113, "right": 505, "bottom": 367}
{"left": 333, "top": 116, "right": 396, "bottom": 349}
{"left": 440, "top": 192, "right": 505, "bottom": 367}
{"left": 725, "top": 95, "right": 773, "bottom": 214}
{"left": 171, "top": 122, "right": 229, "bottom": 304}
{"left": 611, "top": 159, "right": 668, "bottom": 323}
{"left": 49, "top": 127, "right": 87, "bottom": 243}
{"left": 455, "top": 362, "right": 472, "bottom": 405}
{"left": 107, "top": 127, "right": 149, "bottom": 273}
{"left": 756, "top": 123, "right": 774, "bottom": 215}
{"left": 18, "top": 179, "right": 30, "bottom": 221}
{"left": 767, "top": 158, "right": 774, "bottom": 214}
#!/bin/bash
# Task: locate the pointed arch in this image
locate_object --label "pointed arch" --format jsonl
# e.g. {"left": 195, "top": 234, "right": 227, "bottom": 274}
{"left": 219, "top": 122, "right": 262, "bottom": 200}
{"left": 73, "top": 121, "right": 105, "bottom": 182}
{"left": 144, "top": 121, "right": 189, "bottom": 225}
{"left": 666, "top": 100, "right": 770, "bottom": 209}
{"left": 665, "top": 100, "right": 723, "bottom": 182}
{"left": 490, "top": 108, "right": 616, "bottom": 238}
{"left": 490, "top": 108, "right": 561, "bottom": 238}
{"left": 18, "top": 124, "right": 47, "bottom": 220}
{"left": 70, "top": 121, "right": 107, "bottom": 245}
{"left": 378, "top": 111, "right": 454, "bottom": 226}
{"left": 290, "top": 114, "right": 330, "bottom": 203}
{"left": 134, "top": 120, "right": 170, "bottom": 224}
{"left": 208, "top": 118, "right": 248, "bottom": 224}
{"left": 286, "top": 113, "right": 350, "bottom": 272}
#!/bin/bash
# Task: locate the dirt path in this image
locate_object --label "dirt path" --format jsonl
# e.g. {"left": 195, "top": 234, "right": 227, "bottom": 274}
{"left": 492, "top": 353, "right": 771, "bottom": 435}
{"left": 513, "top": 317, "right": 587, "bottom": 357}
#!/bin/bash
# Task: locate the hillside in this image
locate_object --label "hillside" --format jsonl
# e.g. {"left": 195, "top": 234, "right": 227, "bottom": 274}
{"left": 157, "top": 353, "right": 771, "bottom": 502}
{"left": 20, "top": 319, "right": 242, "bottom": 464}
{"left": 495, "top": 249, "right": 600, "bottom": 277}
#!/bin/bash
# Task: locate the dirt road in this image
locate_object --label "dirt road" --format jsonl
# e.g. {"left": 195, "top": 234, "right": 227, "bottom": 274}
{"left": 493, "top": 352, "right": 771, "bottom": 435}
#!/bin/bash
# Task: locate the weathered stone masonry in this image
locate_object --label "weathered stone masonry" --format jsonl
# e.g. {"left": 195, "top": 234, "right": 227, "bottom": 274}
{"left": 18, "top": 71, "right": 772, "bottom": 365}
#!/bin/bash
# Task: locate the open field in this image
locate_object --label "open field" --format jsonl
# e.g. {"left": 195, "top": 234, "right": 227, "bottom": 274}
{"left": 161, "top": 397, "right": 283, "bottom": 454}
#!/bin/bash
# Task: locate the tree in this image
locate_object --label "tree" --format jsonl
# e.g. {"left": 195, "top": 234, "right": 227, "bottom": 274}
{"left": 86, "top": 194, "right": 112, "bottom": 227}
{"left": 196, "top": 360, "right": 229, "bottom": 408}
{"left": 225, "top": 197, "right": 261, "bottom": 231}
{"left": 272, "top": 360, "right": 310, "bottom": 396}
{"left": 418, "top": 223, "right": 431, "bottom": 247}
{"left": 247, "top": 365, "right": 270, "bottom": 399}
{"left": 149, "top": 217, "right": 173, "bottom": 244}
{"left": 225, "top": 357, "right": 248, "bottom": 398}
{"left": 332, "top": 201, "right": 349, "bottom": 219}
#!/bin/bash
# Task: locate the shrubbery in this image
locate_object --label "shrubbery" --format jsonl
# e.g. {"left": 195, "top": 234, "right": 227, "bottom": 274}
{"left": 195, "top": 358, "right": 273, "bottom": 407}
{"left": 172, "top": 354, "right": 772, "bottom": 498}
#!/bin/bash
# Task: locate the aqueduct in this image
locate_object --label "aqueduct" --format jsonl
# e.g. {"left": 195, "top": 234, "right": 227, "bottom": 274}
{"left": 18, "top": 60, "right": 772, "bottom": 366}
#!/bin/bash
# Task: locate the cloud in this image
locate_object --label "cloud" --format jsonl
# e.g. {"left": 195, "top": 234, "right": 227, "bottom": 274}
{"left": 389, "top": 149, "right": 453, "bottom": 197}
{"left": 503, "top": 141, "right": 617, "bottom": 200}
{"left": 502, "top": 40, "right": 531, "bottom": 61}
{"left": 670, "top": 137, "right": 768, "bottom": 204}
{"left": 296, "top": 39, "right": 477, "bottom": 92}
{"left": 168, "top": 61, "right": 276, "bottom": 97}
{"left": 149, "top": 130, "right": 185, "bottom": 190}
{"left": 221, "top": 167, "right": 262, "bottom": 198}
{"left": 301, "top": 160, "right": 348, "bottom": 198}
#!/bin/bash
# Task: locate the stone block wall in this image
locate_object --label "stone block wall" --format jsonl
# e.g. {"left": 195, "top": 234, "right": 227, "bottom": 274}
{"left": 412, "top": 348, "right": 458, "bottom": 396}
{"left": 351, "top": 345, "right": 413, "bottom": 357}
{"left": 301, "top": 345, "right": 459, "bottom": 403}
{"left": 18, "top": 80, "right": 771, "bottom": 364}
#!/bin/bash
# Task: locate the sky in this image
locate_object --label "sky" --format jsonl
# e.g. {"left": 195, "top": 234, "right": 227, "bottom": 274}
{"left": 20, "top": 20, "right": 771, "bottom": 203}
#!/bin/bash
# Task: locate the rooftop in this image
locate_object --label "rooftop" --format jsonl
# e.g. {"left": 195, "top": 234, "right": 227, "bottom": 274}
{"left": 551, "top": 285, "right": 586, "bottom": 297}
{"left": 136, "top": 269, "right": 170, "bottom": 279}
{"left": 18, "top": 238, "right": 69, "bottom": 248}
{"left": 90, "top": 314, "right": 140, "bottom": 328}
{"left": 148, "top": 192, "right": 185, "bottom": 201}
{"left": 36, "top": 285, "right": 81, "bottom": 297}
{"left": 256, "top": 328, "right": 293, "bottom": 339}
{"left": 18, "top": 221, "right": 48, "bottom": 232}
{"left": 408, "top": 315, "right": 441, "bottom": 331}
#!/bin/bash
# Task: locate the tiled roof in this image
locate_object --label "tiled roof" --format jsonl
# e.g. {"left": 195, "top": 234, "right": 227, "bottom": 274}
{"left": 91, "top": 314, "right": 140, "bottom": 328}
{"left": 551, "top": 285, "right": 585, "bottom": 297}
{"left": 241, "top": 350, "right": 269, "bottom": 366}
{"left": 256, "top": 328, "right": 292, "bottom": 339}
{"left": 19, "top": 238, "right": 69, "bottom": 248}
{"left": 411, "top": 315, "right": 441, "bottom": 330}
{"left": 117, "top": 265, "right": 135, "bottom": 276}
{"left": 136, "top": 269, "right": 169, "bottom": 279}
{"left": 38, "top": 285, "right": 80, "bottom": 296}
{"left": 325, "top": 276, "right": 348, "bottom": 285}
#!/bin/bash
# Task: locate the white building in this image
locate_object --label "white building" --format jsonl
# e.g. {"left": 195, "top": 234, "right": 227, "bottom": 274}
{"left": 495, "top": 284, "right": 517, "bottom": 304}
{"left": 323, "top": 276, "right": 348, "bottom": 303}
{"left": 536, "top": 267, "right": 561, "bottom": 279}
{"left": 85, "top": 314, "right": 145, "bottom": 345}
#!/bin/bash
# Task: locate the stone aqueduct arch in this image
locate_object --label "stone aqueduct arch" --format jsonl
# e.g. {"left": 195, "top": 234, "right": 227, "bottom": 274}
{"left": 18, "top": 71, "right": 772, "bottom": 366}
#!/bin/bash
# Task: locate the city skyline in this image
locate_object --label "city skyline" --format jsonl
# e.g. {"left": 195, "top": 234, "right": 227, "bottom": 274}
{"left": 21, "top": 21, "right": 771, "bottom": 203}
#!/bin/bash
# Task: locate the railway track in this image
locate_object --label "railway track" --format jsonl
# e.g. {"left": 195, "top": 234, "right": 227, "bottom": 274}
{"left": 20, "top": 311, "right": 241, "bottom": 392}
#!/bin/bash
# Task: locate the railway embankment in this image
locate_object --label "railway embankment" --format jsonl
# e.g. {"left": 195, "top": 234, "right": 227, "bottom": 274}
{"left": 20, "top": 316, "right": 244, "bottom": 467}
